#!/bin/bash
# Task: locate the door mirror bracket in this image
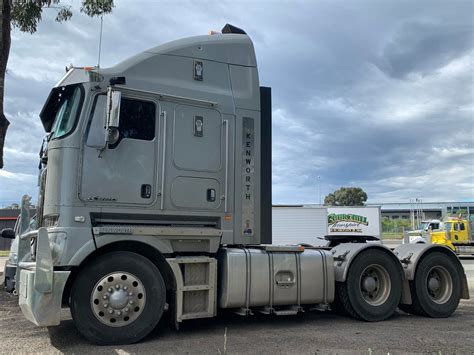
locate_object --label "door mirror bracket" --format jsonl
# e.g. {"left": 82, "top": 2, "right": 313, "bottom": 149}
{"left": 106, "top": 86, "right": 121, "bottom": 131}
{"left": 98, "top": 87, "right": 121, "bottom": 155}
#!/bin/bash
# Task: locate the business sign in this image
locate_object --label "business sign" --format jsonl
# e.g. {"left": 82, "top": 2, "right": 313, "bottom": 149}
{"left": 327, "top": 207, "right": 381, "bottom": 237}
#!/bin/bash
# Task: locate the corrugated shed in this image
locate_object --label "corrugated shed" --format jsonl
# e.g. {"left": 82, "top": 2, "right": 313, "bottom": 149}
{"left": 0, "top": 209, "right": 36, "bottom": 250}
{"left": 0, "top": 210, "right": 19, "bottom": 251}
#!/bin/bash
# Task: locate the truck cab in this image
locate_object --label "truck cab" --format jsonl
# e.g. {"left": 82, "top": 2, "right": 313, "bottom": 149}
{"left": 431, "top": 218, "right": 472, "bottom": 251}
{"left": 405, "top": 219, "right": 443, "bottom": 244}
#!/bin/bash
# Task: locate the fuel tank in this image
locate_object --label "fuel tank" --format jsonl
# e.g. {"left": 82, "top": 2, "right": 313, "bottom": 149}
{"left": 218, "top": 246, "right": 334, "bottom": 310}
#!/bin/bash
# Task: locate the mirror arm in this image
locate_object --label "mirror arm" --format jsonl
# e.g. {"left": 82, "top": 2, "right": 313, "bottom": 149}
{"left": 97, "top": 86, "right": 121, "bottom": 155}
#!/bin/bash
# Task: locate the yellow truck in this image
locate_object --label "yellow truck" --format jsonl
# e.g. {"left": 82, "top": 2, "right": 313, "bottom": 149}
{"left": 404, "top": 217, "right": 474, "bottom": 255}
{"left": 430, "top": 218, "right": 474, "bottom": 255}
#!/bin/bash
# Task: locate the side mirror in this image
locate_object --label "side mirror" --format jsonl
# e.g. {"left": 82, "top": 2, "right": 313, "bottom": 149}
{"left": 106, "top": 87, "right": 121, "bottom": 145}
{"left": 1, "top": 228, "right": 16, "bottom": 239}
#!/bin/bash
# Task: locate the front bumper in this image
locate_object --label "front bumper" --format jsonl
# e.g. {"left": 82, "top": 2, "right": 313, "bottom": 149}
{"left": 17, "top": 227, "right": 70, "bottom": 326}
{"left": 18, "top": 266, "right": 69, "bottom": 326}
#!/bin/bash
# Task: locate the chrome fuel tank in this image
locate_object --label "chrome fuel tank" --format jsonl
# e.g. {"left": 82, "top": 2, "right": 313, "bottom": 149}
{"left": 218, "top": 246, "right": 334, "bottom": 310}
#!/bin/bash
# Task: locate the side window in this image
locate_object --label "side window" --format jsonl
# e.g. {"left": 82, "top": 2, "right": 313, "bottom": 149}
{"left": 460, "top": 223, "right": 465, "bottom": 231}
{"left": 112, "top": 98, "right": 156, "bottom": 147}
{"left": 86, "top": 95, "right": 106, "bottom": 147}
{"left": 454, "top": 223, "right": 460, "bottom": 231}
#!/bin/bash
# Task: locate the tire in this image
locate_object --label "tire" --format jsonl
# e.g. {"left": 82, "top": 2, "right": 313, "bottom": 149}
{"left": 4, "top": 276, "right": 15, "bottom": 293}
{"left": 330, "top": 288, "right": 348, "bottom": 316}
{"left": 335, "top": 249, "right": 402, "bottom": 321}
{"left": 3, "top": 265, "right": 17, "bottom": 293}
{"left": 404, "top": 252, "right": 461, "bottom": 318}
{"left": 70, "top": 251, "right": 166, "bottom": 345}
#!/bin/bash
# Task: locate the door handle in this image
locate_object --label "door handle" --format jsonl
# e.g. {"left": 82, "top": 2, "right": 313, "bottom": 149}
{"left": 276, "top": 280, "right": 296, "bottom": 288}
{"left": 207, "top": 188, "right": 216, "bottom": 202}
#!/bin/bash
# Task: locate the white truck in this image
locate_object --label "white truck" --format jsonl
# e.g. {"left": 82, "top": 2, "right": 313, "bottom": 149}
{"left": 272, "top": 205, "right": 381, "bottom": 245}
{"left": 404, "top": 219, "right": 444, "bottom": 244}
{"left": 3, "top": 24, "right": 469, "bottom": 345}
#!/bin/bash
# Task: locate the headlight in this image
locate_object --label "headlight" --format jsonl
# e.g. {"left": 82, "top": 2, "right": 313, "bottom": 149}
{"left": 43, "top": 215, "right": 59, "bottom": 228}
{"left": 48, "top": 232, "right": 67, "bottom": 264}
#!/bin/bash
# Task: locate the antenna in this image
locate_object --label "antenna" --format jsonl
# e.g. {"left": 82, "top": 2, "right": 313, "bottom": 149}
{"left": 97, "top": 13, "right": 104, "bottom": 73}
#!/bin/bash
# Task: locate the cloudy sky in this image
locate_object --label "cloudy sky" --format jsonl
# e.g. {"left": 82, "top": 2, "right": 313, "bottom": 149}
{"left": 0, "top": 0, "right": 473, "bottom": 206}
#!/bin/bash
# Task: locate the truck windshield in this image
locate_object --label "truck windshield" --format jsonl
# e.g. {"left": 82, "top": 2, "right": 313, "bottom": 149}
{"left": 42, "top": 84, "right": 83, "bottom": 139}
{"left": 418, "top": 222, "right": 429, "bottom": 230}
{"left": 444, "top": 222, "right": 452, "bottom": 232}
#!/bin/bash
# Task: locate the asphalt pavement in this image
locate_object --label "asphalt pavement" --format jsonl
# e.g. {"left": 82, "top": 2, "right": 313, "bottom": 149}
{"left": 0, "top": 245, "right": 473, "bottom": 354}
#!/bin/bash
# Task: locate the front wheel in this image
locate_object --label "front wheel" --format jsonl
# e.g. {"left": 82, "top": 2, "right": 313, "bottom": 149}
{"left": 70, "top": 251, "right": 166, "bottom": 345}
{"left": 334, "top": 249, "right": 402, "bottom": 321}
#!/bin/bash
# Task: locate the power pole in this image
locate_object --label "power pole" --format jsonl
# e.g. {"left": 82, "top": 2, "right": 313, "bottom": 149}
{"left": 317, "top": 176, "right": 321, "bottom": 205}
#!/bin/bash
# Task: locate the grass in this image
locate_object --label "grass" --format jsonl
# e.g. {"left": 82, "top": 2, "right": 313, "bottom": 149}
{"left": 0, "top": 250, "right": 10, "bottom": 257}
{"left": 381, "top": 232, "right": 404, "bottom": 240}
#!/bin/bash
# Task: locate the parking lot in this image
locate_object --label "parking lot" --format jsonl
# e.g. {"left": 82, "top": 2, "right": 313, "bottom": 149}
{"left": 1, "top": 255, "right": 473, "bottom": 354}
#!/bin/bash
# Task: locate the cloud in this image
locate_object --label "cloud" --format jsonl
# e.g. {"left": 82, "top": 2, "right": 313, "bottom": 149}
{"left": 373, "top": 21, "right": 473, "bottom": 79}
{"left": 1, "top": 0, "right": 473, "bottom": 207}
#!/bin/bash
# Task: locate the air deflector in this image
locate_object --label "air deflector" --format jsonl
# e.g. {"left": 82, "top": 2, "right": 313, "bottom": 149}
{"left": 221, "top": 24, "right": 247, "bottom": 35}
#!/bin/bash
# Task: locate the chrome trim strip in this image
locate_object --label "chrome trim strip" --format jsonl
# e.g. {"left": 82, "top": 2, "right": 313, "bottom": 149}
{"left": 160, "top": 111, "right": 167, "bottom": 209}
{"left": 223, "top": 119, "right": 229, "bottom": 213}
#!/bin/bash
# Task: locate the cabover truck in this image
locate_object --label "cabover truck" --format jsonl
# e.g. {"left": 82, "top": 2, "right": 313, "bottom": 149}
{"left": 13, "top": 24, "right": 469, "bottom": 345}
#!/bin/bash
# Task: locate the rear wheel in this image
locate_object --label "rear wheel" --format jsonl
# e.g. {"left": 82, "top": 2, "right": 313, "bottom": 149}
{"left": 70, "top": 251, "right": 166, "bottom": 344}
{"left": 335, "top": 249, "right": 402, "bottom": 321}
{"left": 402, "top": 252, "right": 461, "bottom": 317}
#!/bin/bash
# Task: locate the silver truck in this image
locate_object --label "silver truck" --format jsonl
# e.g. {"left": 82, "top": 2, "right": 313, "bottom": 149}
{"left": 11, "top": 24, "right": 469, "bottom": 345}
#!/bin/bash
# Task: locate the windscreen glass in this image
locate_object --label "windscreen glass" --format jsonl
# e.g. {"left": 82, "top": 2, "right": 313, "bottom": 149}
{"left": 419, "top": 222, "right": 429, "bottom": 230}
{"left": 44, "top": 84, "right": 83, "bottom": 139}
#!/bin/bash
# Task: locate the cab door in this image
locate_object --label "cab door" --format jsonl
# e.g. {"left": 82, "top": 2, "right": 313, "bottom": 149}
{"left": 455, "top": 222, "right": 468, "bottom": 243}
{"left": 80, "top": 93, "right": 159, "bottom": 205}
{"left": 159, "top": 103, "right": 232, "bottom": 213}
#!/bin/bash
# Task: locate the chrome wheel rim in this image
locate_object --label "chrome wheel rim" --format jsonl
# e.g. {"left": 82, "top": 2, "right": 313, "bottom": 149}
{"left": 91, "top": 272, "right": 146, "bottom": 327}
{"left": 359, "top": 264, "right": 391, "bottom": 306}
{"left": 426, "top": 266, "right": 452, "bottom": 304}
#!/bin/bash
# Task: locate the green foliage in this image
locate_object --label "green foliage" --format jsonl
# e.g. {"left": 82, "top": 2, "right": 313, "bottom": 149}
{"left": 324, "top": 187, "right": 368, "bottom": 206}
{"left": 81, "top": 0, "right": 114, "bottom": 17}
{"left": 11, "top": 0, "right": 113, "bottom": 34}
{"left": 11, "top": 1, "right": 44, "bottom": 33}
{"left": 3, "top": 203, "right": 19, "bottom": 209}
{"left": 381, "top": 217, "right": 412, "bottom": 233}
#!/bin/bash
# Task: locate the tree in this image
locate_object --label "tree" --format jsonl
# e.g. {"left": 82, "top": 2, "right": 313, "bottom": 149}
{"left": 0, "top": 0, "right": 114, "bottom": 169}
{"left": 324, "top": 187, "right": 368, "bottom": 206}
{"left": 4, "top": 202, "right": 19, "bottom": 209}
